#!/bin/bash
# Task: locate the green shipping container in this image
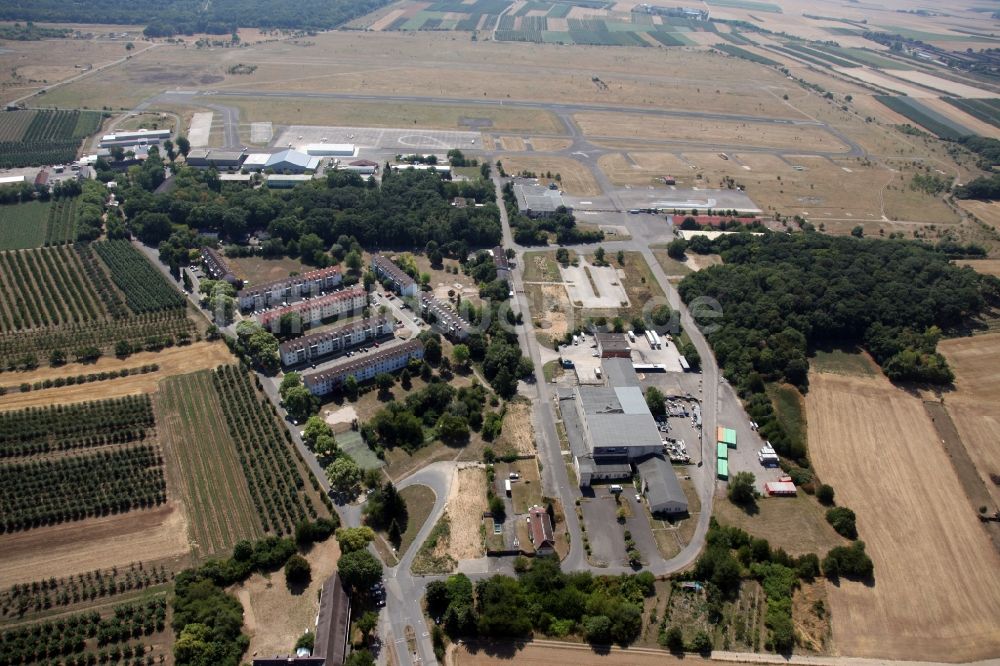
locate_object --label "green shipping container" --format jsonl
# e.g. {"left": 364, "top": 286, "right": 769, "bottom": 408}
{"left": 724, "top": 427, "right": 737, "bottom": 448}
{"left": 717, "top": 442, "right": 728, "bottom": 460}
{"left": 717, "top": 458, "right": 729, "bottom": 479}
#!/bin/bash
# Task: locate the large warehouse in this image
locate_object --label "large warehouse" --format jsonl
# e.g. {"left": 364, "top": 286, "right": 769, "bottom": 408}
{"left": 304, "top": 143, "right": 356, "bottom": 157}
{"left": 561, "top": 357, "right": 688, "bottom": 514}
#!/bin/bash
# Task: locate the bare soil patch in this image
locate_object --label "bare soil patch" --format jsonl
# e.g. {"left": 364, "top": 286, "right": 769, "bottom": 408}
{"left": 0, "top": 342, "right": 234, "bottom": 411}
{"left": 0, "top": 503, "right": 190, "bottom": 589}
{"left": 805, "top": 371, "right": 1000, "bottom": 661}
{"left": 234, "top": 538, "right": 341, "bottom": 658}
{"left": 447, "top": 466, "right": 487, "bottom": 561}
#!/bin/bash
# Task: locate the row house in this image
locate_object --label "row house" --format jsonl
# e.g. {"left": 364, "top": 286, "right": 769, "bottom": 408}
{"left": 259, "top": 286, "right": 367, "bottom": 330}
{"left": 370, "top": 254, "right": 418, "bottom": 298}
{"left": 303, "top": 340, "right": 425, "bottom": 396}
{"left": 278, "top": 317, "right": 393, "bottom": 367}
{"left": 238, "top": 266, "right": 343, "bottom": 311}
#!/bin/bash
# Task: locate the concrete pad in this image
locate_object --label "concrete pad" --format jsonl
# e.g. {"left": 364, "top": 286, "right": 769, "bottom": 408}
{"left": 561, "top": 260, "right": 629, "bottom": 309}
{"left": 187, "top": 112, "right": 213, "bottom": 148}
{"left": 250, "top": 121, "right": 273, "bottom": 144}
{"left": 273, "top": 125, "right": 480, "bottom": 151}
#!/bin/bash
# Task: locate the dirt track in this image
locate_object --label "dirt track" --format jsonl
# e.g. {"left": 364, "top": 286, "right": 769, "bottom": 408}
{"left": 938, "top": 333, "right": 1000, "bottom": 508}
{"left": 806, "top": 372, "right": 1000, "bottom": 661}
{"left": 0, "top": 341, "right": 234, "bottom": 410}
{"left": 0, "top": 503, "right": 191, "bottom": 588}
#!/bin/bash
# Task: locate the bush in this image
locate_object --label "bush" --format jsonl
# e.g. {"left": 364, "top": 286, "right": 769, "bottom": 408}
{"left": 727, "top": 471, "right": 756, "bottom": 505}
{"left": 284, "top": 554, "right": 311, "bottom": 586}
{"left": 825, "top": 506, "right": 857, "bottom": 539}
{"left": 662, "top": 626, "right": 684, "bottom": 653}
{"left": 689, "top": 629, "right": 713, "bottom": 655}
{"left": 822, "top": 541, "right": 874, "bottom": 580}
{"left": 816, "top": 483, "right": 835, "bottom": 506}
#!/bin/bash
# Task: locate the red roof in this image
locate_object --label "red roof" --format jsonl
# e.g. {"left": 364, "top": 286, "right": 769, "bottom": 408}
{"left": 682, "top": 215, "right": 762, "bottom": 227}
{"left": 528, "top": 506, "right": 554, "bottom": 548}
{"left": 764, "top": 481, "right": 797, "bottom": 496}
{"left": 259, "top": 286, "right": 365, "bottom": 327}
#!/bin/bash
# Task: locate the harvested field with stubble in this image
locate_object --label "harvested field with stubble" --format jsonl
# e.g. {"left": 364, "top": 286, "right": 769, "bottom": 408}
{"left": 158, "top": 370, "right": 263, "bottom": 558}
{"left": 938, "top": 333, "right": 1000, "bottom": 508}
{"left": 447, "top": 466, "right": 487, "bottom": 561}
{"left": 806, "top": 371, "right": 1000, "bottom": 661}
{"left": 0, "top": 503, "right": 190, "bottom": 589}
{"left": 0, "top": 341, "right": 234, "bottom": 411}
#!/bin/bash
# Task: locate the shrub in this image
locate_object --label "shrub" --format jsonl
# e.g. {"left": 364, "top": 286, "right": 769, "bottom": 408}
{"left": 825, "top": 506, "right": 857, "bottom": 539}
{"left": 816, "top": 483, "right": 835, "bottom": 506}
{"left": 822, "top": 541, "right": 874, "bottom": 580}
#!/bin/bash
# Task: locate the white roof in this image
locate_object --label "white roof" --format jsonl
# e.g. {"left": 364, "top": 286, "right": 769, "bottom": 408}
{"left": 243, "top": 153, "right": 270, "bottom": 167}
{"left": 0, "top": 175, "right": 26, "bottom": 184}
{"left": 304, "top": 143, "right": 356, "bottom": 155}
{"left": 266, "top": 149, "right": 319, "bottom": 171}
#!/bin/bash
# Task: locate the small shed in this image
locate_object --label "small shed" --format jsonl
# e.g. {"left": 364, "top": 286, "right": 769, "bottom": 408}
{"left": 764, "top": 481, "right": 797, "bottom": 496}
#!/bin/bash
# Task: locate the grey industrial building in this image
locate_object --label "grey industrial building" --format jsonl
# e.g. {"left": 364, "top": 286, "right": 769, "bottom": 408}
{"left": 513, "top": 183, "right": 568, "bottom": 217}
{"left": 561, "top": 357, "right": 688, "bottom": 515}
{"left": 185, "top": 149, "right": 246, "bottom": 169}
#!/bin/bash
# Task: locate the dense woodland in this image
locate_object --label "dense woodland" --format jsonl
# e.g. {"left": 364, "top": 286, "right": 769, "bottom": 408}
{"left": 678, "top": 232, "right": 999, "bottom": 461}
{"left": 128, "top": 166, "right": 502, "bottom": 272}
{"left": 0, "top": 0, "right": 392, "bottom": 34}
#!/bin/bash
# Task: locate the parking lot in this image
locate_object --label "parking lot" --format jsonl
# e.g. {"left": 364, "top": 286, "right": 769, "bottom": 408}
{"left": 580, "top": 494, "right": 628, "bottom": 567}
{"left": 716, "top": 380, "right": 785, "bottom": 492}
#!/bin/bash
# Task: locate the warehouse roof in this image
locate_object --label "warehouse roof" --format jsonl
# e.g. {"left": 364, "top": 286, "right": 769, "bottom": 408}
{"left": 267, "top": 149, "right": 320, "bottom": 171}
{"left": 601, "top": 358, "right": 639, "bottom": 388}
{"left": 636, "top": 454, "right": 687, "bottom": 512}
{"left": 578, "top": 386, "right": 663, "bottom": 451}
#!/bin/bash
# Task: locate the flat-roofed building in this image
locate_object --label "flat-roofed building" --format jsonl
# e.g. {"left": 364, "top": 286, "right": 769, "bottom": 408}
{"left": 185, "top": 149, "right": 246, "bottom": 169}
{"left": 305, "top": 143, "right": 356, "bottom": 157}
{"left": 259, "top": 286, "right": 367, "bottom": 330}
{"left": 238, "top": 266, "right": 343, "bottom": 311}
{"left": 266, "top": 174, "right": 313, "bottom": 188}
{"left": 513, "top": 183, "right": 568, "bottom": 217}
{"left": 278, "top": 317, "right": 393, "bottom": 366}
{"left": 303, "top": 340, "right": 424, "bottom": 396}
{"left": 596, "top": 332, "right": 631, "bottom": 359}
{"left": 371, "top": 254, "right": 418, "bottom": 297}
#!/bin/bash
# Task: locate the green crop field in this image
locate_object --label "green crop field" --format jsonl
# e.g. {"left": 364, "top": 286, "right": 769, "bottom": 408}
{"left": 707, "top": 0, "right": 781, "bottom": 12}
{"left": 876, "top": 95, "right": 973, "bottom": 140}
{"left": 157, "top": 370, "right": 264, "bottom": 557}
{"left": 782, "top": 42, "right": 859, "bottom": 68}
{"left": 0, "top": 201, "right": 50, "bottom": 251}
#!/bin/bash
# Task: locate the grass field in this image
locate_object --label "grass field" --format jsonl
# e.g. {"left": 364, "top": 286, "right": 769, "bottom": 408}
{"left": 397, "top": 484, "right": 437, "bottom": 557}
{"left": 576, "top": 112, "right": 846, "bottom": 151}
{"left": 714, "top": 493, "right": 844, "bottom": 557}
{"left": 500, "top": 156, "right": 600, "bottom": 196}
{"left": 809, "top": 347, "right": 877, "bottom": 376}
{"left": 157, "top": 369, "right": 264, "bottom": 558}
{"left": 806, "top": 371, "right": 1000, "bottom": 660}
{"left": 337, "top": 430, "right": 384, "bottom": 471}
{"left": 234, "top": 538, "right": 341, "bottom": 658}
{"left": 764, "top": 382, "right": 806, "bottom": 454}
{"left": 0, "top": 202, "right": 49, "bottom": 250}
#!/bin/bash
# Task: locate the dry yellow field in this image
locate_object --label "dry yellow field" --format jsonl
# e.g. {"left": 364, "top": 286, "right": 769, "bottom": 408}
{"left": 806, "top": 371, "right": 1000, "bottom": 661}
{"left": 498, "top": 135, "right": 526, "bottom": 151}
{"left": 918, "top": 96, "right": 1000, "bottom": 140}
{"left": 447, "top": 466, "right": 487, "bottom": 561}
{"left": 500, "top": 156, "right": 601, "bottom": 196}
{"left": 597, "top": 152, "right": 691, "bottom": 187}
{"left": 938, "top": 333, "right": 1000, "bottom": 508}
{"left": 527, "top": 136, "right": 572, "bottom": 152}
{"left": 960, "top": 259, "right": 1000, "bottom": 277}
{"left": 958, "top": 199, "right": 1000, "bottom": 230}
{"left": 0, "top": 341, "right": 234, "bottom": 411}
{"left": 0, "top": 503, "right": 191, "bottom": 589}
{"left": 235, "top": 538, "right": 341, "bottom": 658}
{"left": 575, "top": 112, "right": 847, "bottom": 152}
